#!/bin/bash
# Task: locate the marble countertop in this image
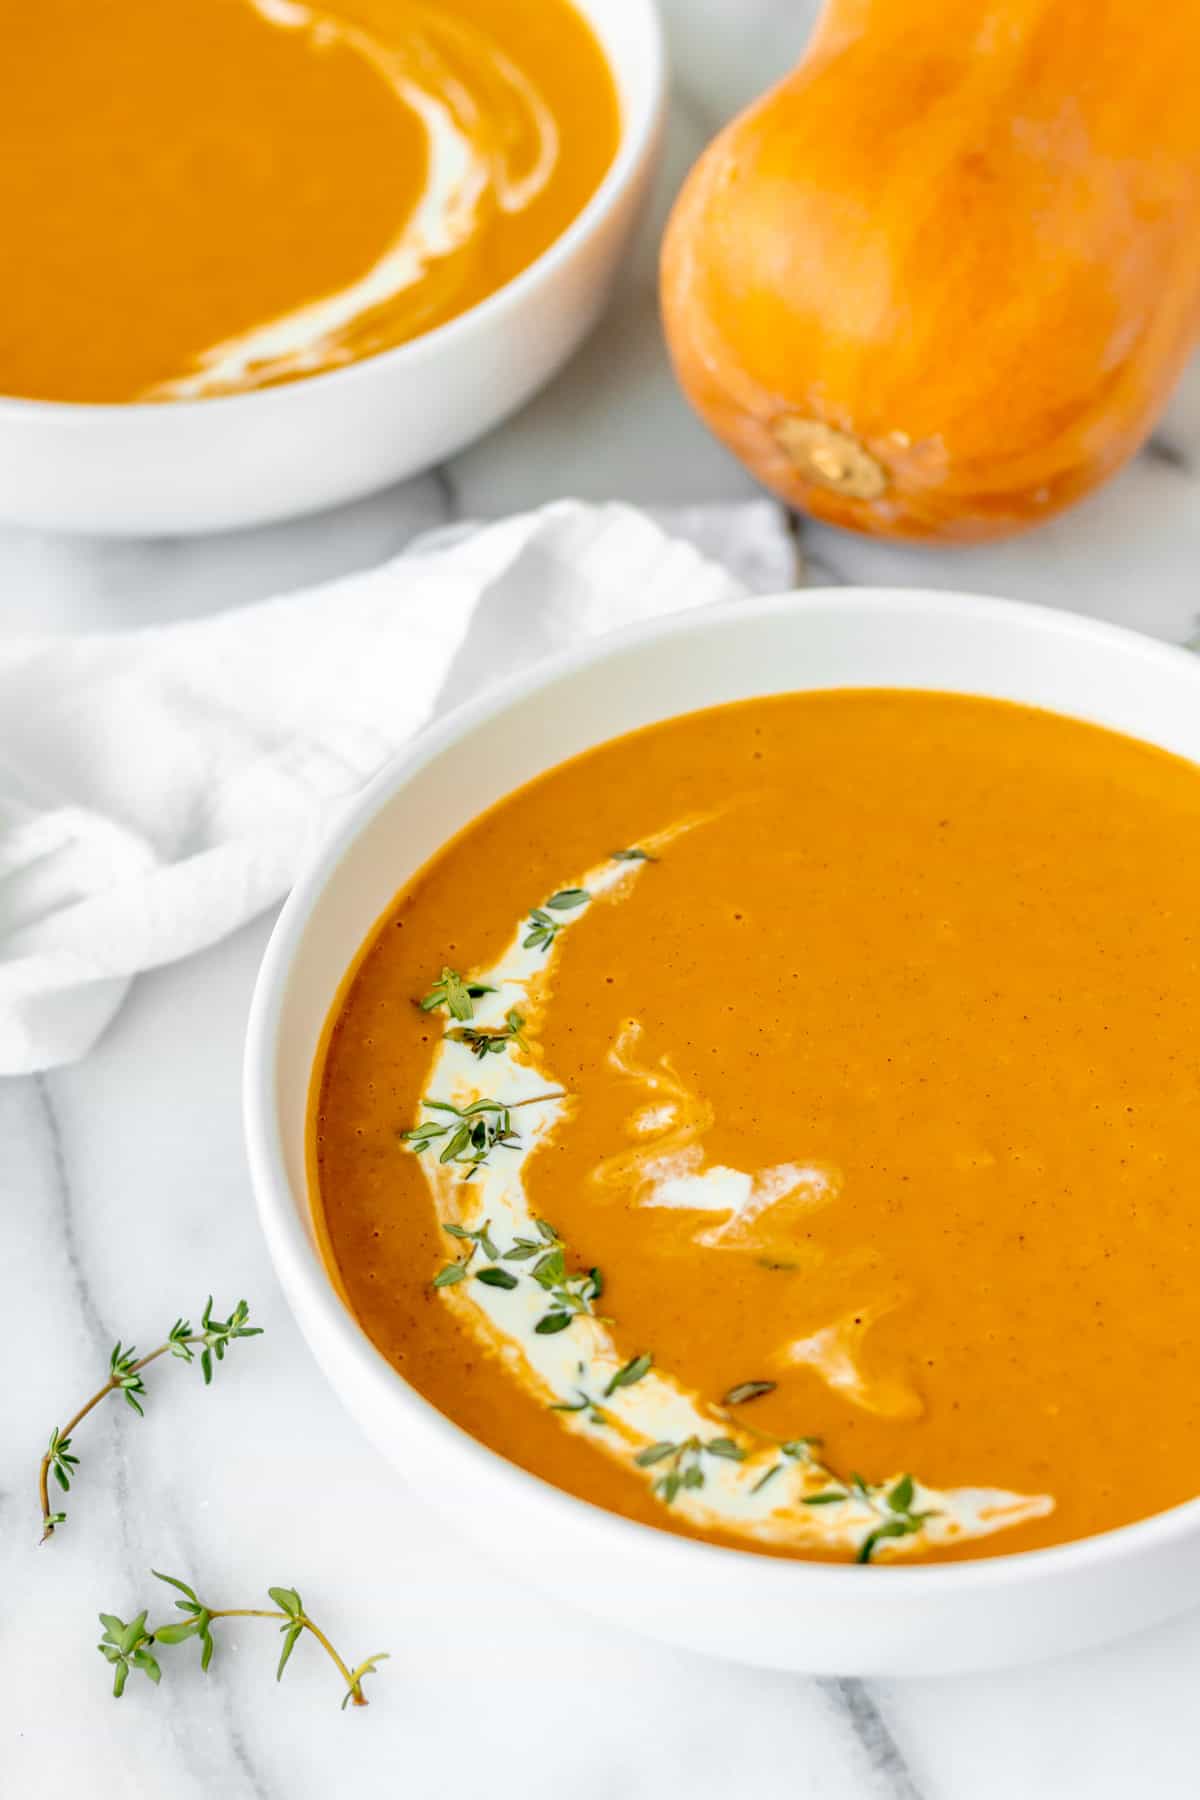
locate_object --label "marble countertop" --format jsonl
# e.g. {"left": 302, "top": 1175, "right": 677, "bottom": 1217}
{"left": 5, "top": 2, "right": 1200, "bottom": 1793}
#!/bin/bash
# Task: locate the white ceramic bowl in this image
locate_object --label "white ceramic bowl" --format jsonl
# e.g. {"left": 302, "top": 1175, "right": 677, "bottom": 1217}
{"left": 0, "top": 0, "right": 664, "bottom": 538}
{"left": 245, "top": 588, "right": 1200, "bottom": 1676}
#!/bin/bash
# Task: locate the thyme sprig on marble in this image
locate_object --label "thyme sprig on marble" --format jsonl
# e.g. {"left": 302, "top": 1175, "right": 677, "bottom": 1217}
{"left": 97, "top": 1570, "right": 387, "bottom": 1708}
{"left": 417, "top": 967, "right": 494, "bottom": 1022}
{"left": 402, "top": 1091, "right": 564, "bottom": 1181}
{"left": 38, "top": 1298, "right": 261, "bottom": 1542}
{"left": 449, "top": 1008, "right": 528, "bottom": 1060}
{"left": 523, "top": 888, "right": 589, "bottom": 953}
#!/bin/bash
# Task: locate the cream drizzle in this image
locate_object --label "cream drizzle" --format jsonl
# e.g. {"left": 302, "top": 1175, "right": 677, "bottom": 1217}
{"left": 405, "top": 827, "right": 1054, "bottom": 1559}
{"left": 144, "top": 0, "right": 560, "bottom": 399}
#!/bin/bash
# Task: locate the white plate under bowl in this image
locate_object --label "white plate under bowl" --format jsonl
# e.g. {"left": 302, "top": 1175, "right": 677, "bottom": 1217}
{"left": 244, "top": 588, "right": 1200, "bottom": 1676}
{"left": 0, "top": 0, "right": 665, "bottom": 536}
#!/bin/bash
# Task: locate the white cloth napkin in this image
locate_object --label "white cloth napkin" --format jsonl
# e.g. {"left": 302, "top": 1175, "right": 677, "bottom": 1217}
{"left": 0, "top": 500, "right": 795, "bottom": 1074}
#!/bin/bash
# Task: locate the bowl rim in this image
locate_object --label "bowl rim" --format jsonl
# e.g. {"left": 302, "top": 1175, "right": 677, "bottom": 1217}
{"left": 244, "top": 582, "right": 1200, "bottom": 1593}
{"left": 0, "top": 0, "right": 666, "bottom": 425}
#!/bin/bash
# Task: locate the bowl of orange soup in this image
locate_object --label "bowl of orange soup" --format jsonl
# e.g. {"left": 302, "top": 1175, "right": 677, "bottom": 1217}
{"left": 0, "top": 0, "right": 661, "bottom": 535}
{"left": 244, "top": 588, "right": 1200, "bottom": 1675}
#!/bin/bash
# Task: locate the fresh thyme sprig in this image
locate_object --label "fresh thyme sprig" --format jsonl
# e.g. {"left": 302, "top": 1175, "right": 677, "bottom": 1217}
{"left": 432, "top": 1217, "right": 604, "bottom": 1334}
{"left": 744, "top": 1441, "right": 933, "bottom": 1561}
{"left": 438, "top": 1215, "right": 606, "bottom": 1333}
{"left": 634, "top": 1434, "right": 747, "bottom": 1504}
{"left": 538, "top": 1354, "right": 653, "bottom": 1424}
{"left": 549, "top": 1388, "right": 609, "bottom": 1426}
{"left": 642, "top": 1403, "right": 938, "bottom": 1561}
{"left": 748, "top": 1436, "right": 822, "bottom": 1496}
{"left": 401, "top": 1091, "right": 563, "bottom": 1181}
{"left": 97, "top": 1570, "right": 387, "bottom": 1708}
{"left": 527, "top": 1241, "right": 604, "bottom": 1335}
{"left": 448, "top": 1009, "right": 528, "bottom": 1060}
{"left": 610, "top": 847, "right": 657, "bottom": 863}
{"left": 417, "top": 967, "right": 494, "bottom": 1022}
{"left": 38, "top": 1298, "right": 261, "bottom": 1542}
{"left": 444, "top": 1217, "right": 500, "bottom": 1259}
{"left": 523, "top": 888, "right": 589, "bottom": 952}
{"left": 503, "top": 1217, "right": 561, "bottom": 1260}
{"left": 803, "top": 1471, "right": 934, "bottom": 1563}
{"left": 432, "top": 1217, "right": 501, "bottom": 1286}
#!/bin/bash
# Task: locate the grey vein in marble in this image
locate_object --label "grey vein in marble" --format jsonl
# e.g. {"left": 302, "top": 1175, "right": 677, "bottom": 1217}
{"left": 35, "top": 1071, "right": 107, "bottom": 1345}
{"left": 821, "top": 1679, "right": 928, "bottom": 1800}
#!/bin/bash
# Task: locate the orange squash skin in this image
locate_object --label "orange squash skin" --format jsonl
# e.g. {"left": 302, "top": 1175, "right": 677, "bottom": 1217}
{"left": 660, "top": 0, "right": 1200, "bottom": 543}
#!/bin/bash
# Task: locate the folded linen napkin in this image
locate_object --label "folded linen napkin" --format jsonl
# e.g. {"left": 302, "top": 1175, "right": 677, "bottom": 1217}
{"left": 0, "top": 499, "right": 795, "bottom": 1074}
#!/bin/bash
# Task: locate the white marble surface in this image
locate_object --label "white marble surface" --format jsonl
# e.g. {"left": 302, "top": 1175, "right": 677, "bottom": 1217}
{"left": 5, "top": 1, "right": 1200, "bottom": 1793}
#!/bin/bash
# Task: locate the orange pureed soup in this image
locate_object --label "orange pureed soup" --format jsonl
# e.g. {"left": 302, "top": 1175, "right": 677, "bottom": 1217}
{"left": 1, "top": 0, "right": 619, "bottom": 403}
{"left": 313, "top": 691, "right": 1200, "bottom": 1563}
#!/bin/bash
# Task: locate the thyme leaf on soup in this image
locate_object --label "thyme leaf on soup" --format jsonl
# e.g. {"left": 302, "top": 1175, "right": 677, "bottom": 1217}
{"left": 748, "top": 1437, "right": 822, "bottom": 1497}
{"left": 443, "top": 1217, "right": 500, "bottom": 1262}
{"left": 97, "top": 1570, "right": 386, "bottom": 1709}
{"left": 610, "top": 847, "right": 658, "bottom": 863}
{"left": 435, "top": 1215, "right": 602, "bottom": 1331}
{"left": 402, "top": 1092, "right": 564, "bottom": 1181}
{"left": 523, "top": 888, "right": 590, "bottom": 953}
{"left": 475, "top": 1267, "right": 519, "bottom": 1291}
{"left": 434, "top": 1216, "right": 502, "bottom": 1283}
{"left": 37, "top": 1299, "right": 261, "bottom": 1543}
{"left": 887, "top": 1474, "right": 915, "bottom": 1513}
{"left": 532, "top": 1259, "right": 604, "bottom": 1336}
{"left": 549, "top": 1388, "right": 609, "bottom": 1427}
{"left": 855, "top": 1473, "right": 935, "bottom": 1564}
{"left": 639, "top": 1428, "right": 938, "bottom": 1562}
{"left": 448, "top": 1009, "right": 528, "bottom": 1060}
{"left": 632, "top": 1434, "right": 747, "bottom": 1504}
{"left": 605, "top": 1352, "right": 653, "bottom": 1396}
{"left": 417, "top": 967, "right": 494, "bottom": 1022}
{"left": 722, "top": 1379, "right": 777, "bottom": 1407}
{"left": 780, "top": 1461, "right": 934, "bottom": 1560}
{"left": 503, "top": 1218, "right": 561, "bottom": 1261}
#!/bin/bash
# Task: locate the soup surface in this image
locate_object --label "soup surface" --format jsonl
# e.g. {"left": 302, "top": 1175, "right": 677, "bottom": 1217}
{"left": 1, "top": 0, "right": 618, "bottom": 402}
{"left": 314, "top": 691, "right": 1200, "bottom": 1563}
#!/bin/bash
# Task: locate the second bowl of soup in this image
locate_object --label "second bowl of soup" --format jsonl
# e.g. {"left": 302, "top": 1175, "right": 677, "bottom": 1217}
{"left": 0, "top": 0, "right": 663, "bottom": 534}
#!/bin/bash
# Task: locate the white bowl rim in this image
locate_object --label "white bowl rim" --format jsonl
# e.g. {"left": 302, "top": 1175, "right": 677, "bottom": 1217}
{"left": 244, "top": 583, "right": 1200, "bottom": 1594}
{"left": 0, "top": 0, "right": 666, "bottom": 424}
